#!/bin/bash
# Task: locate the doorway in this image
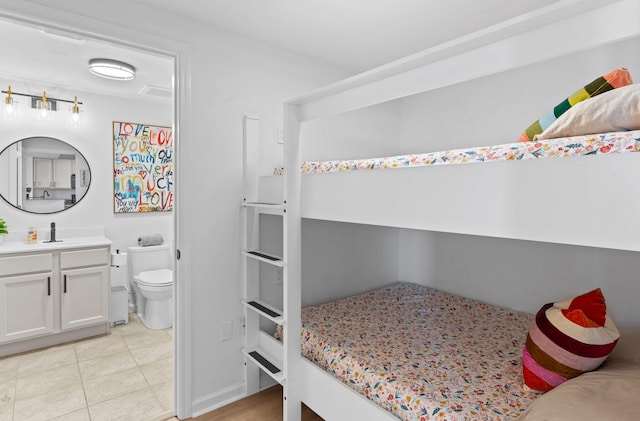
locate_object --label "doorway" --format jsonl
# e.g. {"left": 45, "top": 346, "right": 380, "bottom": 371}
{"left": 0, "top": 7, "right": 190, "bottom": 420}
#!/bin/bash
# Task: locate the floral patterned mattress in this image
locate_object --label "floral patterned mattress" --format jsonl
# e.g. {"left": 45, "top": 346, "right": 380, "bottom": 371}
{"left": 300, "top": 283, "right": 538, "bottom": 420}
{"left": 293, "top": 130, "right": 640, "bottom": 174}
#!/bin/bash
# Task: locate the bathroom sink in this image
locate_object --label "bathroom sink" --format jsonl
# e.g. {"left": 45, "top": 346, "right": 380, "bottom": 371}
{"left": 42, "top": 238, "right": 83, "bottom": 245}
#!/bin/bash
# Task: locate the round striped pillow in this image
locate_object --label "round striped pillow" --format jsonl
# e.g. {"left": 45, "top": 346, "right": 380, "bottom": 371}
{"left": 522, "top": 288, "right": 620, "bottom": 392}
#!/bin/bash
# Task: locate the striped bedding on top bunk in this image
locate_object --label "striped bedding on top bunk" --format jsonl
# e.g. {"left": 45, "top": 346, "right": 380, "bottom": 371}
{"left": 295, "top": 130, "right": 640, "bottom": 174}
{"left": 301, "top": 283, "right": 537, "bottom": 421}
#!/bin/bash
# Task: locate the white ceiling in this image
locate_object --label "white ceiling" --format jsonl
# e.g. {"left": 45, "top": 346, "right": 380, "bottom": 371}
{"left": 0, "top": 18, "right": 173, "bottom": 104}
{"left": 0, "top": 0, "right": 564, "bottom": 103}
{"left": 131, "top": 0, "right": 562, "bottom": 71}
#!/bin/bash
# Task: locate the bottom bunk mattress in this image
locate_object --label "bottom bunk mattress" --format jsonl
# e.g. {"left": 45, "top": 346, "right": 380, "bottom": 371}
{"left": 300, "top": 283, "right": 538, "bottom": 420}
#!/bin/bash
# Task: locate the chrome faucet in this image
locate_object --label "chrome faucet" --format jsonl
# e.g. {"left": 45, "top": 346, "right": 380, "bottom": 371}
{"left": 43, "top": 190, "right": 50, "bottom": 199}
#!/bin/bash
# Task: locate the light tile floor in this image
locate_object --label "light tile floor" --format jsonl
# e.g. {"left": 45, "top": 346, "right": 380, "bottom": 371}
{"left": 0, "top": 314, "right": 174, "bottom": 421}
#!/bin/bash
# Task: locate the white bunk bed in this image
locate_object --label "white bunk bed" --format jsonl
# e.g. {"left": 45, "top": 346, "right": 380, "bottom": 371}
{"left": 276, "top": 1, "right": 640, "bottom": 420}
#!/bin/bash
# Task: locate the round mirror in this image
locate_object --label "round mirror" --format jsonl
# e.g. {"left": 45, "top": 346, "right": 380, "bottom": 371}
{"left": 0, "top": 137, "right": 91, "bottom": 214}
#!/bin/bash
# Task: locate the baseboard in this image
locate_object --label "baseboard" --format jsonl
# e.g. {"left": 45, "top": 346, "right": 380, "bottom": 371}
{"left": 0, "top": 323, "right": 109, "bottom": 357}
{"left": 191, "top": 382, "right": 244, "bottom": 417}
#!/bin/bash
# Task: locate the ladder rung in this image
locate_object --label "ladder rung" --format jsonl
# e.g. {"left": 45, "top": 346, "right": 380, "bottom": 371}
{"left": 243, "top": 299, "right": 284, "bottom": 324}
{"left": 242, "top": 201, "right": 283, "bottom": 210}
{"left": 242, "top": 250, "right": 284, "bottom": 267}
{"left": 249, "top": 351, "right": 280, "bottom": 374}
{"left": 243, "top": 347, "right": 284, "bottom": 384}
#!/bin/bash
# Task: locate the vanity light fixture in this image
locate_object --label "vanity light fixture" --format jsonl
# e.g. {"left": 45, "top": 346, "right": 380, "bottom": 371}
{"left": 88, "top": 58, "right": 136, "bottom": 80}
{"left": 2, "top": 85, "right": 17, "bottom": 119}
{"left": 1, "top": 86, "right": 83, "bottom": 123}
{"left": 4, "top": 86, "right": 15, "bottom": 114}
{"left": 36, "top": 91, "right": 52, "bottom": 120}
{"left": 70, "top": 96, "right": 82, "bottom": 125}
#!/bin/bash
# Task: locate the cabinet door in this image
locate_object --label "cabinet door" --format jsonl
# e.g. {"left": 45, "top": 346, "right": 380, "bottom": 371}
{"left": 33, "top": 158, "right": 53, "bottom": 188}
{"left": 53, "top": 159, "right": 74, "bottom": 189}
{"left": 60, "top": 266, "right": 109, "bottom": 330}
{"left": 0, "top": 273, "right": 54, "bottom": 343}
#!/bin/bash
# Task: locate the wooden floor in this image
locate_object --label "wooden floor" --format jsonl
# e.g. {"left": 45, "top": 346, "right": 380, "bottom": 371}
{"left": 192, "top": 386, "right": 324, "bottom": 421}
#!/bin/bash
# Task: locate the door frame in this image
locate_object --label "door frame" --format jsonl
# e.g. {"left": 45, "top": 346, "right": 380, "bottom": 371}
{"left": 0, "top": 3, "right": 193, "bottom": 418}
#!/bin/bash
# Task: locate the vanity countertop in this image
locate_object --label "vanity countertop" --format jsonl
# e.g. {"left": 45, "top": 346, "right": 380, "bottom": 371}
{"left": 0, "top": 236, "right": 112, "bottom": 255}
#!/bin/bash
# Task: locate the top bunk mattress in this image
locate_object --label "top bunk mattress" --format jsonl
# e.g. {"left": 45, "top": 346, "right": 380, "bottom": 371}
{"left": 301, "top": 283, "right": 538, "bottom": 420}
{"left": 299, "top": 130, "right": 640, "bottom": 174}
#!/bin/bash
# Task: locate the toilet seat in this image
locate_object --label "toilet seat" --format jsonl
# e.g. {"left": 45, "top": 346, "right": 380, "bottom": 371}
{"left": 136, "top": 269, "right": 173, "bottom": 287}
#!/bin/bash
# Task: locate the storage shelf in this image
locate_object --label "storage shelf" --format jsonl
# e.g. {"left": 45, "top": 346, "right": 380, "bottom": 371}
{"left": 243, "top": 346, "right": 284, "bottom": 384}
{"left": 242, "top": 250, "right": 284, "bottom": 267}
{"left": 243, "top": 299, "right": 284, "bottom": 324}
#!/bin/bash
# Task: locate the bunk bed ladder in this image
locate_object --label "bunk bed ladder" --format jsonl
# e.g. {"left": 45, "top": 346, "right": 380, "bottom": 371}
{"left": 240, "top": 115, "right": 287, "bottom": 396}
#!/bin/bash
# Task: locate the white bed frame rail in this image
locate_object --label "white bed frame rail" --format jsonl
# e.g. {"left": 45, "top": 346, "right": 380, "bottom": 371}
{"left": 282, "top": 1, "right": 640, "bottom": 419}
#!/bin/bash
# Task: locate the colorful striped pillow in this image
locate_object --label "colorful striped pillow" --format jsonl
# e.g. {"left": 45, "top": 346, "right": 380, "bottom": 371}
{"left": 522, "top": 288, "right": 620, "bottom": 392}
{"left": 518, "top": 68, "right": 632, "bottom": 142}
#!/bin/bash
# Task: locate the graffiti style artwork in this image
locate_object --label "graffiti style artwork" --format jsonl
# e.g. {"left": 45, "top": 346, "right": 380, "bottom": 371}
{"left": 113, "top": 121, "right": 174, "bottom": 213}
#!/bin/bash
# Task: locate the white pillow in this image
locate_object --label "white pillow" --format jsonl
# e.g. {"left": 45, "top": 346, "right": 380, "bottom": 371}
{"left": 536, "top": 83, "right": 640, "bottom": 140}
{"left": 608, "top": 328, "right": 640, "bottom": 364}
{"left": 520, "top": 361, "right": 640, "bottom": 421}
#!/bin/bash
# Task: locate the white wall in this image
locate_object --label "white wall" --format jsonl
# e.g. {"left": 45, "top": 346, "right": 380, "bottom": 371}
{"left": 398, "top": 229, "right": 640, "bottom": 329}
{"left": 259, "top": 216, "right": 400, "bottom": 316}
{"left": 302, "top": 101, "right": 402, "bottom": 162}
{"left": 399, "top": 36, "right": 640, "bottom": 153}
{"left": 301, "top": 219, "right": 400, "bottom": 306}
{"left": 0, "top": 85, "right": 173, "bottom": 257}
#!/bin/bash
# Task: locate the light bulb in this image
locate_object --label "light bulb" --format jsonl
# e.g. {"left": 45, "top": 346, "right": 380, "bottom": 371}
{"left": 70, "top": 96, "right": 82, "bottom": 125}
{"left": 3, "top": 85, "right": 16, "bottom": 118}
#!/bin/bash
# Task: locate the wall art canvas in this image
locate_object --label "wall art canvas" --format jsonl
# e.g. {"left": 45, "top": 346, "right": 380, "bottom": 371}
{"left": 112, "top": 121, "right": 173, "bottom": 213}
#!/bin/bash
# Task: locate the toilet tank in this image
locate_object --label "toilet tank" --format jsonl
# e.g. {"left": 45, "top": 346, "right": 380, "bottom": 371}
{"left": 127, "top": 244, "right": 170, "bottom": 276}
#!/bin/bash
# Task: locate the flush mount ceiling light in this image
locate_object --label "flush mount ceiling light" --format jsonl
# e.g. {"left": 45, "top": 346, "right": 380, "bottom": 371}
{"left": 88, "top": 58, "right": 136, "bottom": 80}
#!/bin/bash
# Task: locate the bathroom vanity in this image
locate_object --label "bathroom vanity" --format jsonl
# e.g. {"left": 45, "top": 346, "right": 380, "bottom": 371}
{"left": 0, "top": 236, "right": 112, "bottom": 356}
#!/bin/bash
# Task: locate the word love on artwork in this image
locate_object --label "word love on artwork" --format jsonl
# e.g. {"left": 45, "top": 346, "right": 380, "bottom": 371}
{"left": 112, "top": 121, "right": 174, "bottom": 213}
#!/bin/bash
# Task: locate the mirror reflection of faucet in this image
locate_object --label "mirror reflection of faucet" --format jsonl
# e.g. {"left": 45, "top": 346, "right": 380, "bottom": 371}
{"left": 43, "top": 222, "right": 62, "bottom": 243}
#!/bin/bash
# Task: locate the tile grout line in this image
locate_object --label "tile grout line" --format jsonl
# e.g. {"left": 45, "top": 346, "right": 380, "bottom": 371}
{"left": 75, "top": 342, "right": 90, "bottom": 421}
{"left": 4, "top": 314, "right": 173, "bottom": 421}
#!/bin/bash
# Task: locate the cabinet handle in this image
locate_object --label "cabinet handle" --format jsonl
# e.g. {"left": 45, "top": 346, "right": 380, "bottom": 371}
{"left": 47, "top": 276, "right": 51, "bottom": 296}
{"left": 64, "top": 274, "right": 67, "bottom": 293}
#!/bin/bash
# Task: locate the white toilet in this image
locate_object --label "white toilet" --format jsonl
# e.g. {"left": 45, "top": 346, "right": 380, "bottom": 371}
{"left": 128, "top": 244, "right": 174, "bottom": 330}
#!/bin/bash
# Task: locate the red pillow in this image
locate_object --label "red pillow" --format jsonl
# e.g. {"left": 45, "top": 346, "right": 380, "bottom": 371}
{"left": 522, "top": 288, "right": 620, "bottom": 392}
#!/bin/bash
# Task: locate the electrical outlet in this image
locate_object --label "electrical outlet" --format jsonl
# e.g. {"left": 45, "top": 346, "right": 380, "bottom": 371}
{"left": 220, "top": 321, "right": 233, "bottom": 342}
{"left": 275, "top": 268, "right": 283, "bottom": 285}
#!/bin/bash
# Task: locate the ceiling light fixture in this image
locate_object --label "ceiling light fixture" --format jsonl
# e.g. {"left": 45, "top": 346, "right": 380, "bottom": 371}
{"left": 88, "top": 58, "right": 136, "bottom": 80}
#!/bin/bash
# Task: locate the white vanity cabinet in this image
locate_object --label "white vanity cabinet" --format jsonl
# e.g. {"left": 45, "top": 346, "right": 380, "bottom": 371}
{"left": 0, "top": 253, "right": 54, "bottom": 343}
{"left": 0, "top": 243, "right": 110, "bottom": 356}
{"left": 60, "top": 248, "right": 109, "bottom": 330}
